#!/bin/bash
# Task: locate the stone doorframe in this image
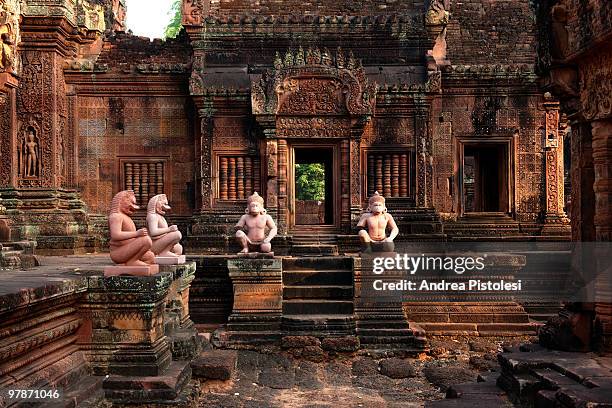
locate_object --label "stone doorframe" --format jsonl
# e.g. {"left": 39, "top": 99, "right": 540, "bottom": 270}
{"left": 288, "top": 142, "right": 341, "bottom": 231}
{"left": 454, "top": 133, "right": 517, "bottom": 218}
{"left": 250, "top": 48, "right": 377, "bottom": 235}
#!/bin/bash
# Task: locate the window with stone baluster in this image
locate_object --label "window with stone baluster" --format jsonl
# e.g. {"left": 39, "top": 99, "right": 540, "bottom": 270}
{"left": 216, "top": 154, "right": 261, "bottom": 201}
{"left": 364, "top": 149, "right": 416, "bottom": 200}
{"left": 120, "top": 158, "right": 167, "bottom": 207}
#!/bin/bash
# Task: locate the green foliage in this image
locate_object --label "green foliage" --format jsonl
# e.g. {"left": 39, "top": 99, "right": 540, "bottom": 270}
{"left": 164, "top": 0, "right": 182, "bottom": 39}
{"left": 295, "top": 163, "right": 326, "bottom": 200}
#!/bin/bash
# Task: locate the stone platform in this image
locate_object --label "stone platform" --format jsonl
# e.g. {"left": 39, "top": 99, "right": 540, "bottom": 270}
{"left": 0, "top": 255, "right": 200, "bottom": 406}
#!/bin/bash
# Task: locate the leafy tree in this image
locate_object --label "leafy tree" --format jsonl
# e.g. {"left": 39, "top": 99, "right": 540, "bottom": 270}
{"left": 295, "top": 163, "right": 325, "bottom": 201}
{"left": 164, "top": 0, "right": 182, "bottom": 39}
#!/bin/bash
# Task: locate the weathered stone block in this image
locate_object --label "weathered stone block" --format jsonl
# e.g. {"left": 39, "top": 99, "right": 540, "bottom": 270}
{"left": 321, "top": 336, "right": 360, "bottom": 352}
{"left": 379, "top": 358, "right": 416, "bottom": 379}
{"left": 191, "top": 350, "right": 237, "bottom": 380}
{"left": 281, "top": 335, "right": 320, "bottom": 349}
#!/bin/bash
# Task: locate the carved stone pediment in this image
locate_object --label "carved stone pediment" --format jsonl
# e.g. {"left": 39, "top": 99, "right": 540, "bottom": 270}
{"left": 251, "top": 47, "right": 377, "bottom": 117}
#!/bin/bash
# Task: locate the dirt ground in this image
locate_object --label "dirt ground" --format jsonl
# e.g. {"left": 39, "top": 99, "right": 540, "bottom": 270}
{"left": 189, "top": 335, "right": 535, "bottom": 408}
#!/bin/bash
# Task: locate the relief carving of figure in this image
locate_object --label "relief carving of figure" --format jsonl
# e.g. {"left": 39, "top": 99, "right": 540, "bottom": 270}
{"left": 146, "top": 194, "right": 184, "bottom": 261}
{"left": 357, "top": 192, "right": 399, "bottom": 252}
{"left": 235, "top": 192, "right": 277, "bottom": 254}
{"left": 20, "top": 127, "right": 40, "bottom": 178}
{"left": 0, "top": 24, "right": 13, "bottom": 72}
{"left": 108, "top": 190, "right": 156, "bottom": 266}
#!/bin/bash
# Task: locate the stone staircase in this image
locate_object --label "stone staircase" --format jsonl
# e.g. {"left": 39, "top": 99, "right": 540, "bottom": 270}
{"left": 289, "top": 230, "right": 339, "bottom": 256}
{"left": 282, "top": 256, "right": 356, "bottom": 335}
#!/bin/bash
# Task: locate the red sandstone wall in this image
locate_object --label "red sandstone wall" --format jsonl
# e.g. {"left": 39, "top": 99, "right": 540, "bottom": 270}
{"left": 446, "top": 0, "right": 537, "bottom": 64}
{"left": 77, "top": 96, "right": 194, "bottom": 215}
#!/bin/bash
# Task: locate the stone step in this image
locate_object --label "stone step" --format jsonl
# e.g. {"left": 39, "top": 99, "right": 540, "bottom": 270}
{"left": 290, "top": 244, "right": 339, "bottom": 256}
{"left": 282, "top": 314, "right": 356, "bottom": 334}
{"left": 418, "top": 322, "right": 538, "bottom": 336}
{"left": 283, "top": 299, "right": 354, "bottom": 315}
{"left": 424, "top": 381, "right": 514, "bottom": 408}
{"left": 283, "top": 270, "right": 353, "bottom": 286}
{"left": 282, "top": 256, "right": 353, "bottom": 271}
{"left": 283, "top": 285, "right": 353, "bottom": 299}
{"left": 103, "top": 361, "right": 191, "bottom": 404}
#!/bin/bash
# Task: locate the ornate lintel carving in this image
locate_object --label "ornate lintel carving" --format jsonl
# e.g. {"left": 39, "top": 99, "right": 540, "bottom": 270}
{"left": 251, "top": 47, "right": 377, "bottom": 118}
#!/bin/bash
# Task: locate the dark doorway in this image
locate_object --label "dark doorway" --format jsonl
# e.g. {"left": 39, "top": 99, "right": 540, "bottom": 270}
{"left": 463, "top": 144, "right": 509, "bottom": 213}
{"left": 294, "top": 148, "right": 334, "bottom": 225}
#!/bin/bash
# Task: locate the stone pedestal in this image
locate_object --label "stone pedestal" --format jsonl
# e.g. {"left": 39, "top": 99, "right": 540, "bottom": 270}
{"left": 156, "top": 255, "right": 186, "bottom": 265}
{"left": 81, "top": 272, "right": 174, "bottom": 376}
{"left": 80, "top": 262, "right": 198, "bottom": 403}
{"left": 103, "top": 263, "right": 159, "bottom": 277}
{"left": 215, "top": 257, "right": 282, "bottom": 346}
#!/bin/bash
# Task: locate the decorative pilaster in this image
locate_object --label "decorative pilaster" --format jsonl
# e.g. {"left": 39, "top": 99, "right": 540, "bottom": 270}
{"left": 415, "top": 109, "right": 432, "bottom": 207}
{"left": 349, "top": 137, "right": 362, "bottom": 228}
{"left": 0, "top": 72, "right": 18, "bottom": 188}
{"left": 277, "top": 139, "right": 288, "bottom": 234}
{"left": 198, "top": 111, "right": 213, "bottom": 210}
{"left": 263, "top": 125, "right": 278, "bottom": 215}
{"left": 542, "top": 96, "right": 570, "bottom": 234}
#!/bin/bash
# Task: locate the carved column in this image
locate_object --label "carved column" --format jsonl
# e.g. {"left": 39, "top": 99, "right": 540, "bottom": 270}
{"left": 264, "top": 128, "right": 279, "bottom": 223}
{"left": 542, "top": 98, "right": 570, "bottom": 234}
{"left": 340, "top": 139, "right": 350, "bottom": 232}
{"left": 349, "top": 136, "right": 362, "bottom": 229}
{"left": 415, "top": 110, "right": 432, "bottom": 207}
{"left": 277, "top": 139, "right": 288, "bottom": 234}
{"left": 0, "top": 72, "right": 18, "bottom": 188}
{"left": 198, "top": 111, "right": 213, "bottom": 210}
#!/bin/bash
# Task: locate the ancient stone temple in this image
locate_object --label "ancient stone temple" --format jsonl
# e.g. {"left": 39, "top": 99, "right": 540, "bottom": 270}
{"left": 2, "top": 0, "right": 612, "bottom": 405}
{"left": 0, "top": 0, "right": 573, "bottom": 253}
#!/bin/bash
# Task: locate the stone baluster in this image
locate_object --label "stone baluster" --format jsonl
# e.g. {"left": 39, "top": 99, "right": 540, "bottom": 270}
{"left": 245, "top": 157, "right": 253, "bottom": 196}
{"left": 237, "top": 157, "right": 245, "bottom": 199}
{"left": 125, "top": 163, "right": 133, "bottom": 191}
{"left": 375, "top": 155, "right": 383, "bottom": 193}
{"left": 228, "top": 157, "right": 236, "bottom": 200}
{"left": 367, "top": 154, "right": 375, "bottom": 196}
{"left": 383, "top": 155, "right": 392, "bottom": 197}
{"left": 391, "top": 154, "right": 400, "bottom": 197}
{"left": 220, "top": 157, "right": 228, "bottom": 199}
{"left": 400, "top": 154, "right": 409, "bottom": 197}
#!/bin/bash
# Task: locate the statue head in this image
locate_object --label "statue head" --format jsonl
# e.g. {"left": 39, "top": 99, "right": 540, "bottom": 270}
{"left": 367, "top": 191, "right": 386, "bottom": 214}
{"left": 147, "top": 194, "right": 170, "bottom": 216}
{"left": 246, "top": 192, "right": 266, "bottom": 215}
{"left": 110, "top": 190, "right": 138, "bottom": 216}
{"left": 26, "top": 127, "right": 35, "bottom": 141}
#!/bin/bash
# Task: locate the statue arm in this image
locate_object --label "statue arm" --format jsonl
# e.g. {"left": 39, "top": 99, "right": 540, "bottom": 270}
{"left": 356, "top": 213, "right": 368, "bottom": 227}
{"left": 109, "top": 214, "right": 142, "bottom": 241}
{"left": 235, "top": 215, "right": 247, "bottom": 231}
{"left": 146, "top": 214, "right": 172, "bottom": 237}
{"left": 386, "top": 213, "right": 399, "bottom": 241}
{"left": 263, "top": 215, "right": 277, "bottom": 243}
